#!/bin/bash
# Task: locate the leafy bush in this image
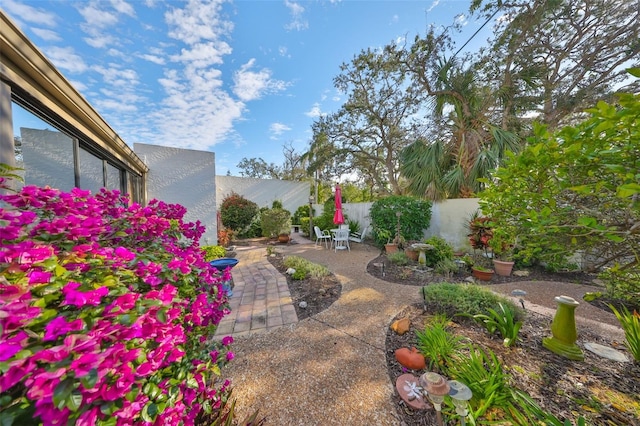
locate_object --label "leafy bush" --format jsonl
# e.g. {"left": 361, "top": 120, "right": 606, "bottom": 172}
{"left": 420, "top": 283, "right": 522, "bottom": 320}
{"left": 292, "top": 270, "right": 307, "bottom": 280}
{"left": 415, "top": 315, "right": 465, "bottom": 372}
{"left": 292, "top": 205, "right": 310, "bottom": 226}
{"left": 260, "top": 208, "right": 291, "bottom": 238}
{"left": 422, "top": 236, "right": 454, "bottom": 267}
{"left": 479, "top": 88, "right": 640, "bottom": 300}
{"left": 388, "top": 251, "right": 409, "bottom": 266}
{"left": 201, "top": 245, "right": 227, "bottom": 261}
{"left": 220, "top": 192, "right": 258, "bottom": 232}
{"left": 370, "top": 195, "right": 432, "bottom": 247}
{"left": 0, "top": 186, "right": 234, "bottom": 425}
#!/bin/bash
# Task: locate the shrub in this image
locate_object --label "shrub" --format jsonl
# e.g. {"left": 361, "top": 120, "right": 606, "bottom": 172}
{"left": 260, "top": 208, "right": 291, "bottom": 238}
{"left": 388, "top": 251, "right": 409, "bottom": 266}
{"left": 0, "top": 186, "right": 234, "bottom": 425}
{"left": 292, "top": 205, "right": 310, "bottom": 226}
{"left": 220, "top": 192, "right": 259, "bottom": 232}
{"left": 370, "top": 196, "right": 432, "bottom": 247}
{"left": 292, "top": 269, "right": 307, "bottom": 280}
{"left": 609, "top": 304, "right": 640, "bottom": 362}
{"left": 420, "top": 283, "right": 522, "bottom": 320}
{"left": 283, "top": 256, "right": 329, "bottom": 279}
{"left": 469, "top": 303, "right": 523, "bottom": 347}
{"left": 422, "top": 236, "right": 454, "bottom": 267}
{"left": 201, "top": 245, "right": 227, "bottom": 261}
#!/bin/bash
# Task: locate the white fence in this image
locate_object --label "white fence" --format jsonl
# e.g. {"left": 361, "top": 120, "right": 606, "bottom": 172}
{"left": 314, "top": 198, "right": 480, "bottom": 251}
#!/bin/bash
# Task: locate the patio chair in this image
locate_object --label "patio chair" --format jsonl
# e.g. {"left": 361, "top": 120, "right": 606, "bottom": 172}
{"left": 349, "top": 225, "right": 369, "bottom": 243}
{"left": 314, "top": 226, "right": 331, "bottom": 249}
{"left": 332, "top": 228, "right": 351, "bottom": 252}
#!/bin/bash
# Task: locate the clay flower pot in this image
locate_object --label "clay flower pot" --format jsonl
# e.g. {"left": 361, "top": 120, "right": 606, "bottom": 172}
{"left": 472, "top": 267, "right": 494, "bottom": 281}
{"left": 278, "top": 234, "right": 290, "bottom": 243}
{"left": 493, "top": 259, "right": 515, "bottom": 276}
{"left": 394, "top": 347, "right": 426, "bottom": 370}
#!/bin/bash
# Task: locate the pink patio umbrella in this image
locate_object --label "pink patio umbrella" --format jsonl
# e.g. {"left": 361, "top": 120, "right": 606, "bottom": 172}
{"left": 333, "top": 183, "right": 344, "bottom": 225}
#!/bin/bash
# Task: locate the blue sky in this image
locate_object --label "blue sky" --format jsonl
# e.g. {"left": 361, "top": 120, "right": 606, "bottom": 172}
{"left": 4, "top": 0, "right": 490, "bottom": 175}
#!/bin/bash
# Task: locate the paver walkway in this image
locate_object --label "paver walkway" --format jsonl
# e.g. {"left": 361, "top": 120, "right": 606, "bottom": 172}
{"left": 215, "top": 234, "right": 625, "bottom": 425}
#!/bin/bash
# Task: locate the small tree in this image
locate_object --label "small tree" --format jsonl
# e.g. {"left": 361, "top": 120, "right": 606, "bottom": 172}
{"left": 260, "top": 208, "right": 292, "bottom": 238}
{"left": 220, "top": 192, "right": 258, "bottom": 232}
{"left": 480, "top": 81, "right": 640, "bottom": 302}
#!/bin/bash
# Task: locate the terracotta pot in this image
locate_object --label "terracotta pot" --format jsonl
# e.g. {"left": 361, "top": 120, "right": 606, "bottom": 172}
{"left": 493, "top": 259, "right": 515, "bottom": 276}
{"left": 278, "top": 234, "right": 290, "bottom": 243}
{"left": 472, "top": 267, "right": 494, "bottom": 281}
{"left": 405, "top": 249, "right": 419, "bottom": 261}
{"left": 385, "top": 243, "right": 398, "bottom": 254}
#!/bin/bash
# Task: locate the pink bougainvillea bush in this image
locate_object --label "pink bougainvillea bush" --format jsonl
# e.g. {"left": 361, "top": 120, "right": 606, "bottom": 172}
{"left": 0, "top": 185, "right": 234, "bottom": 425}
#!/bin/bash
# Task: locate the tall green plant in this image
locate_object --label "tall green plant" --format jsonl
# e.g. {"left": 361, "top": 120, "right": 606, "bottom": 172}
{"left": 608, "top": 304, "right": 640, "bottom": 362}
{"left": 468, "top": 303, "right": 523, "bottom": 347}
{"left": 415, "top": 315, "right": 465, "bottom": 372}
{"left": 369, "top": 195, "right": 432, "bottom": 247}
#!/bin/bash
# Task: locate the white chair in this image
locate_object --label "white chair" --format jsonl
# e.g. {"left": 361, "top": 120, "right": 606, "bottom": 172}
{"left": 349, "top": 225, "right": 369, "bottom": 243}
{"left": 314, "top": 226, "right": 331, "bottom": 249}
{"left": 332, "top": 228, "right": 350, "bottom": 252}
{"left": 339, "top": 224, "right": 349, "bottom": 230}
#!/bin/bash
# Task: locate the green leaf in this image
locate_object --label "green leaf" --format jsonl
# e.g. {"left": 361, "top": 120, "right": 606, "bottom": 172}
{"left": 577, "top": 217, "right": 597, "bottom": 227}
{"left": 80, "top": 368, "right": 98, "bottom": 389}
{"left": 141, "top": 402, "right": 158, "bottom": 422}
{"left": 66, "top": 390, "right": 83, "bottom": 412}
{"left": 617, "top": 183, "right": 640, "bottom": 198}
{"left": 627, "top": 67, "right": 640, "bottom": 78}
{"left": 156, "top": 308, "right": 167, "bottom": 324}
{"left": 53, "top": 378, "right": 74, "bottom": 409}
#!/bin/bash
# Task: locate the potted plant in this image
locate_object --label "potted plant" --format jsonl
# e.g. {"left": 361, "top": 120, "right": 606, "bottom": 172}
{"left": 471, "top": 264, "right": 495, "bottom": 281}
{"left": 404, "top": 240, "right": 420, "bottom": 261}
{"left": 378, "top": 229, "right": 399, "bottom": 254}
{"left": 490, "top": 228, "right": 516, "bottom": 276}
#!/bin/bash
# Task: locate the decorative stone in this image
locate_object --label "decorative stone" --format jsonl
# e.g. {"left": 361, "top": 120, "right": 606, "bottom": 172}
{"left": 543, "top": 295, "right": 584, "bottom": 361}
{"left": 464, "top": 276, "right": 475, "bottom": 283}
{"left": 395, "top": 374, "right": 428, "bottom": 410}
{"left": 286, "top": 268, "right": 296, "bottom": 275}
{"left": 395, "top": 347, "right": 426, "bottom": 370}
{"left": 299, "top": 301, "right": 307, "bottom": 308}
{"left": 584, "top": 342, "right": 629, "bottom": 363}
{"left": 513, "top": 270, "right": 530, "bottom": 277}
{"left": 391, "top": 318, "right": 411, "bottom": 335}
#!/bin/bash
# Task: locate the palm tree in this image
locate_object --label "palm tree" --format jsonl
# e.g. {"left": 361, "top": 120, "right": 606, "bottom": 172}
{"left": 401, "top": 51, "right": 520, "bottom": 200}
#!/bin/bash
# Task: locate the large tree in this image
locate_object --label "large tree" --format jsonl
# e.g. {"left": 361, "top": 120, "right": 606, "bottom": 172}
{"left": 307, "top": 46, "right": 425, "bottom": 195}
{"left": 237, "top": 142, "right": 308, "bottom": 181}
{"left": 473, "top": 0, "right": 640, "bottom": 129}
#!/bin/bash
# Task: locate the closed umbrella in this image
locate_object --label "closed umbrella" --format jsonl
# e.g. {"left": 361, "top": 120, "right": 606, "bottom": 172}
{"left": 333, "top": 183, "right": 344, "bottom": 225}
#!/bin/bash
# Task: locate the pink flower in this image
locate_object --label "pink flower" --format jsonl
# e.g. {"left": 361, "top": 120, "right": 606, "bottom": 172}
{"left": 43, "top": 316, "right": 84, "bottom": 341}
{"left": 61, "top": 282, "right": 109, "bottom": 307}
{"left": 0, "top": 331, "right": 29, "bottom": 361}
{"left": 221, "top": 336, "right": 234, "bottom": 346}
{"left": 28, "top": 270, "right": 52, "bottom": 284}
{"left": 226, "top": 351, "right": 234, "bottom": 361}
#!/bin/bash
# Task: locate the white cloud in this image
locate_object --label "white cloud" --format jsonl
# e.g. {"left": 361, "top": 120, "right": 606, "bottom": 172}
{"left": 2, "top": 0, "right": 57, "bottom": 26}
{"left": 109, "top": 0, "right": 136, "bottom": 17}
{"left": 455, "top": 14, "right": 468, "bottom": 26}
{"left": 140, "top": 54, "right": 166, "bottom": 65}
{"left": 390, "top": 14, "right": 399, "bottom": 24}
{"left": 284, "top": 0, "right": 308, "bottom": 31}
{"left": 165, "top": 0, "right": 233, "bottom": 45}
{"left": 170, "top": 42, "right": 232, "bottom": 68}
{"left": 232, "top": 59, "right": 286, "bottom": 102}
{"left": 93, "top": 65, "right": 139, "bottom": 87}
{"left": 31, "top": 28, "right": 61, "bottom": 42}
{"left": 78, "top": 4, "right": 119, "bottom": 29}
{"left": 44, "top": 46, "right": 88, "bottom": 73}
{"left": 305, "top": 103, "right": 323, "bottom": 118}
{"left": 269, "top": 122, "right": 291, "bottom": 139}
{"left": 427, "top": 0, "right": 441, "bottom": 13}
{"left": 95, "top": 98, "right": 138, "bottom": 112}
{"left": 278, "top": 46, "right": 290, "bottom": 57}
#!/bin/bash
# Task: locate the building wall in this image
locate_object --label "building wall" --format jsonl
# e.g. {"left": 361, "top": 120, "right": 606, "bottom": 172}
{"left": 216, "top": 175, "right": 310, "bottom": 215}
{"left": 135, "top": 143, "right": 217, "bottom": 244}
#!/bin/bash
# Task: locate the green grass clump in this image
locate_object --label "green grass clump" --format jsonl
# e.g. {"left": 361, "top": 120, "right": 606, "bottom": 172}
{"left": 420, "top": 282, "right": 522, "bottom": 320}
{"left": 388, "top": 251, "right": 409, "bottom": 265}
{"left": 415, "top": 315, "right": 465, "bottom": 372}
{"left": 283, "top": 256, "right": 330, "bottom": 279}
